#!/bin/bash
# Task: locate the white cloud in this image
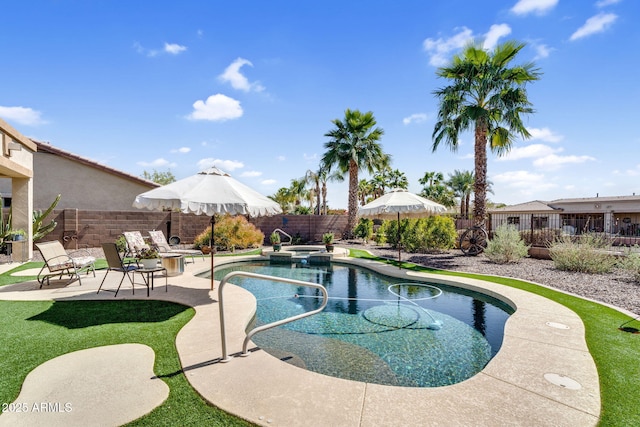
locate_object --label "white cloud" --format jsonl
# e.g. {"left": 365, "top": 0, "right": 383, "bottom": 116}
{"left": 164, "top": 42, "right": 187, "bottom": 55}
{"left": 171, "top": 147, "right": 191, "bottom": 154}
{"left": 528, "top": 127, "right": 563, "bottom": 142}
{"left": 303, "top": 153, "right": 318, "bottom": 162}
{"left": 277, "top": 155, "right": 286, "bottom": 161}
{"left": 261, "top": 179, "right": 277, "bottom": 185}
{"left": 423, "top": 25, "right": 511, "bottom": 67}
{"left": 532, "top": 43, "right": 553, "bottom": 59}
{"left": 510, "top": 0, "right": 558, "bottom": 16}
{"left": 533, "top": 153, "right": 596, "bottom": 170}
{"left": 196, "top": 158, "right": 244, "bottom": 172}
{"left": 0, "top": 106, "right": 47, "bottom": 126}
{"left": 186, "top": 94, "right": 243, "bottom": 121}
{"left": 423, "top": 27, "right": 474, "bottom": 67}
{"left": 570, "top": 13, "right": 617, "bottom": 41}
{"left": 240, "top": 170, "right": 262, "bottom": 177}
{"left": 492, "top": 170, "right": 554, "bottom": 190}
{"left": 483, "top": 24, "right": 511, "bottom": 50}
{"left": 137, "top": 158, "right": 177, "bottom": 168}
{"left": 403, "top": 113, "right": 428, "bottom": 125}
{"left": 500, "top": 144, "right": 560, "bottom": 161}
{"left": 596, "top": 0, "right": 621, "bottom": 7}
{"left": 218, "top": 58, "right": 265, "bottom": 92}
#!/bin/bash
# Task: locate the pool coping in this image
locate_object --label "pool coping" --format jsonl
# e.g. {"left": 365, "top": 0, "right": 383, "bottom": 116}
{"left": 181, "top": 254, "right": 600, "bottom": 426}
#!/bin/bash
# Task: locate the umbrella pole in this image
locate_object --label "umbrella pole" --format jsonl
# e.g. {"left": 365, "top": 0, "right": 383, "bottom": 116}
{"left": 210, "top": 215, "right": 215, "bottom": 291}
{"left": 397, "top": 212, "right": 401, "bottom": 268}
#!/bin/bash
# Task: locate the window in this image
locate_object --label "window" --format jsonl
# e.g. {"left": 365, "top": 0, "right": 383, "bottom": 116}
{"left": 532, "top": 216, "right": 548, "bottom": 229}
{"left": 507, "top": 216, "right": 520, "bottom": 225}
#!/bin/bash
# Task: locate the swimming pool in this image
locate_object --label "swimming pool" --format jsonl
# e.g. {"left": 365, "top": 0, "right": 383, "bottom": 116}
{"left": 213, "top": 260, "right": 513, "bottom": 387}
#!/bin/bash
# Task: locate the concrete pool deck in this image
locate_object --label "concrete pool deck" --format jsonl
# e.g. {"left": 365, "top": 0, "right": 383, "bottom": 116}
{"left": 0, "top": 252, "right": 600, "bottom": 426}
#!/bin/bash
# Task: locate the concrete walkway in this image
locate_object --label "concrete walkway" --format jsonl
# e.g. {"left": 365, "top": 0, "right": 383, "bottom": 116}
{"left": 0, "top": 253, "right": 601, "bottom": 426}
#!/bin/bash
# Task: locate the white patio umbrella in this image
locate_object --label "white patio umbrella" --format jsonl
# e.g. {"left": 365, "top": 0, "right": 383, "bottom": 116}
{"left": 358, "top": 189, "right": 446, "bottom": 265}
{"left": 133, "top": 167, "right": 282, "bottom": 290}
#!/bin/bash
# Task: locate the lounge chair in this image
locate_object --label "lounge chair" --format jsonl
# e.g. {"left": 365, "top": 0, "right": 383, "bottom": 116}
{"left": 148, "top": 230, "right": 203, "bottom": 262}
{"left": 97, "top": 242, "right": 140, "bottom": 296}
{"left": 35, "top": 241, "right": 96, "bottom": 288}
{"left": 122, "top": 231, "right": 152, "bottom": 259}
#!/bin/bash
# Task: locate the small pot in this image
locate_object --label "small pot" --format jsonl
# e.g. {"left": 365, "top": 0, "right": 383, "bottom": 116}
{"left": 140, "top": 258, "right": 159, "bottom": 269}
{"left": 201, "top": 246, "right": 211, "bottom": 254}
{"left": 325, "top": 244, "right": 334, "bottom": 253}
{"left": 273, "top": 243, "right": 282, "bottom": 252}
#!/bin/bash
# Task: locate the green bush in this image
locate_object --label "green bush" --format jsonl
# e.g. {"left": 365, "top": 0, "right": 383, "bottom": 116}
{"left": 354, "top": 218, "right": 374, "bottom": 243}
{"left": 381, "top": 216, "right": 456, "bottom": 253}
{"left": 194, "top": 215, "right": 264, "bottom": 251}
{"left": 549, "top": 233, "right": 617, "bottom": 273}
{"left": 485, "top": 224, "right": 530, "bottom": 264}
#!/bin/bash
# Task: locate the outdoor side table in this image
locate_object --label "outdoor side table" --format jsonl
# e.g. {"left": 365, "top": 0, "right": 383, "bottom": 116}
{"left": 133, "top": 266, "right": 167, "bottom": 297}
{"left": 161, "top": 254, "right": 184, "bottom": 276}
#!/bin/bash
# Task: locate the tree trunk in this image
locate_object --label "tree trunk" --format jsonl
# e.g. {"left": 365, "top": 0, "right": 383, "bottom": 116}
{"left": 345, "top": 161, "right": 359, "bottom": 239}
{"left": 315, "top": 183, "right": 321, "bottom": 215}
{"left": 321, "top": 183, "right": 327, "bottom": 215}
{"left": 473, "top": 119, "right": 488, "bottom": 228}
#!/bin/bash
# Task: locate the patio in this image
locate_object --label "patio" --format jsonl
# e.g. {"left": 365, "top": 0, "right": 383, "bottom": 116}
{"left": 0, "top": 253, "right": 600, "bottom": 426}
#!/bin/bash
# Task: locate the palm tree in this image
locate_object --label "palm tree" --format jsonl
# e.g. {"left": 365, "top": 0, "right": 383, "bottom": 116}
{"left": 322, "top": 109, "right": 389, "bottom": 238}
{"left": 305, "top": 169, "right": 322, "bottom": 214}
{"left": 432, "top": 40, "right": 540, "bottom": 228}
{"left": 358, "top": 179, "right": 373, "bottom": 206}
{"left": 419, "top": 171, "right": 444, "bottom": 188}
{"left": 319, "top": 167, "right": 343, "bottom": 215}
{"left": 289, "top": 177, "right": 308, "bottom": 208}
{"left": 448, "top": 170, "right": 474, "bottom": 218}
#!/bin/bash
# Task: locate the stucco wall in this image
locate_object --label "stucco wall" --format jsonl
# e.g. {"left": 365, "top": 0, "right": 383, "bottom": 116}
{"left": 33, "top": 153, "right": 155, "bottom": 210}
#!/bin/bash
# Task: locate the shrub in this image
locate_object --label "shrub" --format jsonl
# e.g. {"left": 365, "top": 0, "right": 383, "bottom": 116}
{"left": 115, "top": 235, "right": 128, "bottom": 253}
{"left": 383, "top": 216, "right": 456, "bottom": 253}
{"left": 549, "top": 233, "right": 617, "bottom": 274}
{"left": 484, "top": 224, "right": 530, "bottom": 264}
{"left": 520, "top": 228, "right": 560, "bottom": 247}
{"left": 354, "top": 218, "right": 374, "bottom": 243}
{"left": 193, "top": 215, "right": 264, "bottom": 251}
{"left": 617, "top": 248, "right": 640, "bottom": 282}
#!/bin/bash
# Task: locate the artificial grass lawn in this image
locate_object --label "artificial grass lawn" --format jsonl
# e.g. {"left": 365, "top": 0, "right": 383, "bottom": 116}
{"left": 2, "top": 251, "right": 638, "bottom": 425}
{"left": 349, "top": 249, "right": 640, "bottom": 427}
{"left": 0, "top": 299, "right": 252, "bottom": 427}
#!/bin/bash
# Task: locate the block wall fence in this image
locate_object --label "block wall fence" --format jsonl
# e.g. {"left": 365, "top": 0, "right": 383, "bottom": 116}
{"left": 35, "top": 209, "right": 349, "bottom": 250}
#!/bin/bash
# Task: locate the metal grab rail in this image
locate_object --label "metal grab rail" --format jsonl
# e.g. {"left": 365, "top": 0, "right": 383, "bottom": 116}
{"left": 271, "top": 228, "right": 292, "bottom": 245}
{"left": 218, "top": 271, "right": 328, "bottom": 362}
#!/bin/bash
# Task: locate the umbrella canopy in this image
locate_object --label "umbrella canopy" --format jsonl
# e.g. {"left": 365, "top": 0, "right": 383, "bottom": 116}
{"left": 358, "top": 189, "right": 446, "bottom": 265}
{"left": 133, "top": 167, "right": 282, "bottom": 289}
{"left": 358, "top": 189, "right": 446, "bottom": 219}
{"left": 133, "top": 167, "right": 281, "bottom": 217}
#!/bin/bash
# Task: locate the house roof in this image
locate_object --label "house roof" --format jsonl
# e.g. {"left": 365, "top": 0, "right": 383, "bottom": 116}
{"left": 549, "top": 195, "right": 640, "bottom": 204}
{"left": 32, "top": 140, "right": 159, "bottom": 188}
{"left": 489, "top": 200, "right": 560, "bottom": 213}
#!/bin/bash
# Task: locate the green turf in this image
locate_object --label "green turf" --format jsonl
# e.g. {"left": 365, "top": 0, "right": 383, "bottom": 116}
{"left": 0, "top": 300, "right": 252, "bottom": 426}
{"left": 349, "top": 248, "right": 640, "bottom": 426}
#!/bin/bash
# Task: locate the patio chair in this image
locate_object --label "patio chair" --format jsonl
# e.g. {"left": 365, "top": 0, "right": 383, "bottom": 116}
{"left": 148, "top": 230, "right": 203, "bottom": 263}
{"left": 97, "top": 242, "right": 140, "bottom": 297}
{"left": 35, "top": 241, "right": 96, "bottom": 288}
{"left": 122, "top": 231, "right": 152, "bottom": 259}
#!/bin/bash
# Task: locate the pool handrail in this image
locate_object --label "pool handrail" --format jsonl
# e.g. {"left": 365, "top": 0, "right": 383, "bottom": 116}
{"left": 218, "top": 271, "right": 328, "bottom": 362}
{"left": 271, "top": 228, "right": 292, "bottom": 245}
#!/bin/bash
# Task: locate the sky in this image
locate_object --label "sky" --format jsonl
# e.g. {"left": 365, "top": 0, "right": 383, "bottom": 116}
{"left": 1, "top": 0, "right": 638, "bottom": 209}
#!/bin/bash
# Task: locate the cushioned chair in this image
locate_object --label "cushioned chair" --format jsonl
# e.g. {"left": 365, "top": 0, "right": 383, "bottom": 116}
{"left": 97, "top": 242, "right": 140, "bottom": 297}
{"left": 122, "top": 231, "right": 151, "bottom": 259}
{"left": 148, "top": 230, "right": 203, "bottom": 263}
{"left": 35, "top": 241, "right": 96, "bottom": 288}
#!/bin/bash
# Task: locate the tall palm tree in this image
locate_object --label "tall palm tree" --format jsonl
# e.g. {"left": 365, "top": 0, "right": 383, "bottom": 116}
{"left": 322, "top": 109, "right": 389, "bottom": 238}
{"left": 319, "top": 167, "right": 343, "bottom": 215}
{"left": 432, "top": 40, "right": 540, "bottom": 228}
{"left": 358, "top": 179, "right": 373, "bottom": 206}
{"left": 419, "top": 171, "right": 444, "bottom": 188}
{"left": 448, "top": 169, "right": 474, "bottom": 218}
{"left": 305, "top": 169, "right": 322, "bottom": 214}
{"left": 289, "top": 178, "right": 308, "bottom": 208}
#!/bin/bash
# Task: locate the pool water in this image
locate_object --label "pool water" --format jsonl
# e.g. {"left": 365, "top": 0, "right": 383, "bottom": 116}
{"left": 214, "top": 261, "right": 513, "bottom": 387}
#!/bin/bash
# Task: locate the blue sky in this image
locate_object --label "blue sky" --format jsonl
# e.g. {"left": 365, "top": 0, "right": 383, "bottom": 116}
{"left": 1, "top": 0, "right": 638, "bottom": 209}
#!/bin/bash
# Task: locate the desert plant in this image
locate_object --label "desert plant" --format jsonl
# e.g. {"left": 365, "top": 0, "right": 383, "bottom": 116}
{"left": 549, "top": 233, "right": 617, "bottom": 273}
{"left": 617, "top": 248, "right": 640, "bottom": 282}
{"left": 322, "top": 232, "right": 334, "bottom": 244}
{"left": 193, "top": 215, "right": 264, "bottom": 251}
{"left": 33, "top": 194, "right": 61, "bottom": 241}
{"left": 270, "top": 232, "right": 281, "bottom": 244}
{"left": 115, "top": 235, "right": 128, "bottom": 253}
{"left": 402, "top": 216, "right": 457, "bottom": 253}
{"left": 137, "top": 247, "right": 159, "bottom": 259}
{"left": 354, "top": 218, "right": 374, "bottom": 243}
{"left": 484, "top": 224, "right": 530, "bottom": 264}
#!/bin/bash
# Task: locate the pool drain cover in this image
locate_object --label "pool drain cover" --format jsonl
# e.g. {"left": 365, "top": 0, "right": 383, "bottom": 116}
{"left": 545, "top": 321, "right": 570, "bottom": 330}
{"left": 544, "top": 373, "right": 581, "bottom": 390}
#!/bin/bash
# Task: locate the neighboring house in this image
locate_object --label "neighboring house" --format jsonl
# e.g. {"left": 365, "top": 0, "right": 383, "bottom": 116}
{"left": 490, "top": 195, "right": 640, "bottom": 236}
{"left": 0, "top": 140, "right": 158, "bottom": 211}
